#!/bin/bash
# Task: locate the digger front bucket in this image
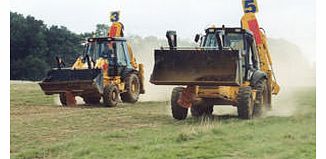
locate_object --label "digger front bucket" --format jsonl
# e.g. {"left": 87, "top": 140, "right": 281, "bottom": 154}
{"left": 39, "top": 68, "right": 103, "bottom": 95}
{"left": 150, "top": 49, "right": 243, "bottom": 86}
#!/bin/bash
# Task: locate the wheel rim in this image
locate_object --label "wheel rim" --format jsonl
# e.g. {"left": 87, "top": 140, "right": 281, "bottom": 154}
{"left": 112, "top": 91, "right": 117, "bottom": 100}
{"left": 131, "top": 79, "right": 139, "bottom": 94}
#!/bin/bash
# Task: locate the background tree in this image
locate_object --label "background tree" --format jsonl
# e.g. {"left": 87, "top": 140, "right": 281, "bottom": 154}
{"left": 94, "top": 24, "right": 109, "bottom": 37}
{"left": 10, "top": 12, "right": 83, "bottom": 80}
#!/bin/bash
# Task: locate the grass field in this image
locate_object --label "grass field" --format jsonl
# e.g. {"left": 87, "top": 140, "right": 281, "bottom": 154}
{"left": 10, "top": 82, "right": 316, "bottom": 159}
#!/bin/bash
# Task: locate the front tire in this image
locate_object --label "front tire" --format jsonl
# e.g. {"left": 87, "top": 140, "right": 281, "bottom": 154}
{"left": 237, "top": 86, "right": 254, "bottom": 119}
{"left": 121, "top": 73, "right": 140, "bottom": 103}
{"left": 171, "top": 87, "right": 188, "bottom": 120}
{"left": 103, "top": 84, "right": 120, "bottom": 107}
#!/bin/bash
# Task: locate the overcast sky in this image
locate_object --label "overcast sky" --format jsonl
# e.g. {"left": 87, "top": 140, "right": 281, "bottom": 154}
{"left": 10, "top": 0, "right": 315, "bottom": 62}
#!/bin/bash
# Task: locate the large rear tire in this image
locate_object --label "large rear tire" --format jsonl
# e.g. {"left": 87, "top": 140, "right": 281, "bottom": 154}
{"left": 121, "top": 73, "right": 140, "bottom": 103}
{"left": 103, "top": 84, "right": 120, "bottom": 107}
{"left": 253, "top": 79, "right": 268, "bottom": 117}
{"left": 191, "top": 102, "right": 214, "bottom": 118}
{"left": 237, "top": 86, "right": 254, "bottom": 119}
{"left": 171, "top": 87, "right": 188, "bottom": 120}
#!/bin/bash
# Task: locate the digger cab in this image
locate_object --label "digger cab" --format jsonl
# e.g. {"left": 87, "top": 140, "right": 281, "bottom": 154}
{"left": 85, "top": 37, "right": 135, "bottom": 76}
{"left": 201, "top": 27, "right": 245, "bottom": 49}
{"left": 201, "top": 27, "right": 261, "bottom": 80}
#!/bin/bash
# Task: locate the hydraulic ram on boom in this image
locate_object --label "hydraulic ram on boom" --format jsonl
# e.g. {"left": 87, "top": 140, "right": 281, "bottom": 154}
{"left": 241, "top": 0, "right": 280, "bottom": 95}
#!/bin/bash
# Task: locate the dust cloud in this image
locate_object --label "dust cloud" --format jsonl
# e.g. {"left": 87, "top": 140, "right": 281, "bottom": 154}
{"left": 266, "top": 39, "right": 315, "bottom": 116}
{"left": 269, "top": 39, "right": 315, "bottom": 88}
{"left": 266, "top": 88, "right": 298, "bottom": 117}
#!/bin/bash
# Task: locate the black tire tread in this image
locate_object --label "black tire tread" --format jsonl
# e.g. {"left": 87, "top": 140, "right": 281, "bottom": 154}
{"left": 103, "top": 84, "right": 119, "bottom": 107}
{"left": 121, "top": 73, "right": 140, "bottom": 103}
{"left": 237, "top": 86, "right": 254, "bottom": 119}
{"left": 253, "top": 79, "right": 267, "bottom": 117}
{"left": 171, "top": 87, "right": 188, "bottom": 120}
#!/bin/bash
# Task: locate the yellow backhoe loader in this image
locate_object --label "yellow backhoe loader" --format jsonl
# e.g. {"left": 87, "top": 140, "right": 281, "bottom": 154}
{"left": 150, "top": 0, "right": 279, "bottom": 120}
{"left": 39, "top": 12, "right": 145, "bottom": 107}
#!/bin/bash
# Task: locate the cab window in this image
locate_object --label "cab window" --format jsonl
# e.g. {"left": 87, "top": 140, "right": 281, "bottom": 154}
{"left": 245, "top": 36, "right": 259, "bottom": 69}
{"left": 115, "top": 41, "right": 128, "bottom": 66}
{"left": 203, "top": 33, "right": 217, "bottom": 48}
{"left": 224, "top": 33, "right": 244, "bottom": 50}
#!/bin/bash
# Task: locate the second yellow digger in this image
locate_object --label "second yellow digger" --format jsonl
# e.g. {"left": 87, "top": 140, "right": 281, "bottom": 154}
{"left": 150, "top": 0, "right": 280, "bottom": 120}
{"left": 39, "top": 12, "right": 145, "bottom": 107}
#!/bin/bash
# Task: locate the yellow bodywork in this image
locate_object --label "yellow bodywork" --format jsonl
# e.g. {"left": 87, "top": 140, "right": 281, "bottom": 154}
{"left": 70, "top": 15, "right": 145, "bottom": 93}
{"left": 198, "top": 86, "right": 238, "bottom": 103}
{"left": 138, "top": 63, "right": 145, "bottom": 93}
{"left": 72, "top": 57, "right": 88, "bottom": 69}
{"left": 241, "top": 13, "right": 280, "bottom": 95}
{"left": 70, "top": 50, "right": 144, "bottom": 93}
{"left": 127, "top": 43, "right": 138, "bottom": 69}
{"left": 197, "top": 82, "right": 251, "bottom": 104}
{"left": 188, "top": 1, "right": 279, "bottom": 107}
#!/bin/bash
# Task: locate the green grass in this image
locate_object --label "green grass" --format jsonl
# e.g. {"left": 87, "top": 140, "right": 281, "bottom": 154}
{"left": 10, "top": 82, "right": 315, "bottom": 159}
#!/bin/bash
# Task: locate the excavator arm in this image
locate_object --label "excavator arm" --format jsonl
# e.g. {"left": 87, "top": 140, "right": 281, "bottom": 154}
{"left": 241, "top": 0, "right": 280, "bottom": 95}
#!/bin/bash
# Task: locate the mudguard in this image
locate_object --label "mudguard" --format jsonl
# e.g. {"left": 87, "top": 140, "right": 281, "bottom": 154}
{"left": 250, "top": 70, "right": 267, "bottom": 86}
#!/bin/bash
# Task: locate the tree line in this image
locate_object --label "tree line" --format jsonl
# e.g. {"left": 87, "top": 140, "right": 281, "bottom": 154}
{"left": 11, "top": 12, "right": 82, "bottom": 80}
